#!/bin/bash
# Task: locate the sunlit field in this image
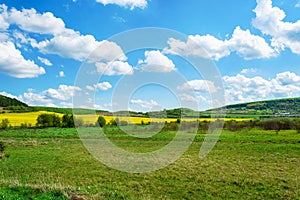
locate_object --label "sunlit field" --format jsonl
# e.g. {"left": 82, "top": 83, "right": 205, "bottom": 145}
{"left": 0, "top": 111, "right": 64, "bottom": 127}
{"left": 0, "top": 112, "right": 253, "bottom": 127}
{"left": 0, "top": 127, "right": 299, "bottom": 199}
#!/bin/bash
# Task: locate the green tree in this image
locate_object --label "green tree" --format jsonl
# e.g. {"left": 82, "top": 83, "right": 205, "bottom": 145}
{"left": 36, "top": 114, "right": 61, "bottom": 128}
{"left": 97, "top": 116, "right": 106, "bottom": 127}
{"left": 0, "top": 119, "right": 9, "bottom": 129}
{"left": 62, "top": 114, "right": 75, "bottom": 128}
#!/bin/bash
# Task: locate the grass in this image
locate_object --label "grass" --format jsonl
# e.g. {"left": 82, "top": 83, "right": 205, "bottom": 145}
{"left": 0, "top": 127, "right": 299, "bottom": 199}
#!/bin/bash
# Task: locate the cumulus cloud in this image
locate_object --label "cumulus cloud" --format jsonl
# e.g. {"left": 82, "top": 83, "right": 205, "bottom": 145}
{"left": 94, "top": 82, "right": 112, "bottom": 90}
{"left": 0, "top": 4, "right": 9, "bottom": 30}
{"left": 241, "top": 68, "right": 257, "bottom": 74}
{"left": 0, "top": 41, "right": 45, "bottom": 78}
{"left": 223, "top": 71, "right": 300, "bottom": 104}
{"left": 228, "top": 26, "right": 276, "bottom": 59}
{"left": 58, "top": 71, "right": 65, "bottom": 77}
{"left": 164, "top": 35, "right": 229, "bottom": 61}
{"left": 139, "top": 50, "right": 176, "bottom": 72}
{"left": 0, "top": 91, "right": 19, "bottom": 100}
{"left": 164, "top": 26, "right": 276, "bottom": 61}
{"left": 95, "top": 0, "right": 148, "bottom": 10}
{"left": 8, "top": 7, "right": 66, "bottom": 35}
{"left": 95, "top": 60, "right": 133, "bottom": 75}
{"left": 130, "top": 99, "right": 158, "bottom": 109}
{"left": 178, "top": 93, "right": 198, "bottom": 103}
{"left": 20, "top": 88, "right": 55, "bottom": 106}
{"left": 37, "top": 56, "right": 52, "bottom": 66}
{"left": 252, "top": 0, "right": 300, "bottom": 54}
{"left": 43, "top": 85, "right": 81, "bottom": 101}
{"left": 1, "top": 6, "right": 127, "bottom": 63}
{"left": 177, "top": 80, "right": 218, "bottom": 93}
{"left": 20, "top": 85, "right": 81, "bottom": 107}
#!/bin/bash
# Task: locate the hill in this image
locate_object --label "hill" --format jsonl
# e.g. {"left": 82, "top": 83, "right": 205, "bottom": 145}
{"left": 0, "top": 94, "right": 28, "bottom": 108}
{"left": 209, "top": 97, "right": 300, "bottom": 117}
{"left": 1, "top": 93, "right": 300, "bottom": 117}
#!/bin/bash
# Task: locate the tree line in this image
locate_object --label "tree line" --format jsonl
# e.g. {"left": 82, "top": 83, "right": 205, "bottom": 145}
{"left": 1, "top": 113, "right": 300, "bottom": 134}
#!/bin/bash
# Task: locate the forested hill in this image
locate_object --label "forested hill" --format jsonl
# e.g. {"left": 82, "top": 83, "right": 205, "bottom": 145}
{"left": 210, "top": 97, "right": 300, "bottom": 116}
{"left": 0, "top": 94, "right": 28, "bottom": 107}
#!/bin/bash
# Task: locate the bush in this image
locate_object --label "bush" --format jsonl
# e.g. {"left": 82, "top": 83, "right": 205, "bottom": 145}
{"left": 36, "top": 114, "right": 61, "bottom": 128}
{"left": 0, "top": 118, "right": 9, "bottom": 129}
{"left": 97, "top": 116, "right": 106, "bottom": 127}
{"left": 62, "top": 114, "right": 75, "bottom": 128}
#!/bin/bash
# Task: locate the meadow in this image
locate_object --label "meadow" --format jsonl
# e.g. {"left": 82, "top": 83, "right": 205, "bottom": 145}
{"left": 0, "top": 126, "right": 299, "bottom": 199}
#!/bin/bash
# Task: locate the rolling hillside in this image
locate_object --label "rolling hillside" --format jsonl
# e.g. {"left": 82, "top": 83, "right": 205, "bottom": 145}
{"left": 1, "top": 93, "right": 300, "bottom": 117}
{"left": 0, "top": 94, "right": 28, "bottom": 107}
{"left": 210, "top": 97, "right": 300, "bottom": 116}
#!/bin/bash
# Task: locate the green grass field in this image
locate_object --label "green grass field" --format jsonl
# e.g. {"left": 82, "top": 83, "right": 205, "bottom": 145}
{"left": 0, "top": 127, "right": 299, "bottom": 199}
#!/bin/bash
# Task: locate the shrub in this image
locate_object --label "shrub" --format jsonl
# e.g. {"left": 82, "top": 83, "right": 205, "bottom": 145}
{"left": 97, "top": 116, "right": 106, "bottom": 127}
{"left": 62, "top": 114, "right": 75, "bottom": 128}
{"left": 0, "top": 118, "right": 9, "bottom": 129}
{"left": 36, "top": 114, "right": 61, "bottom": 128}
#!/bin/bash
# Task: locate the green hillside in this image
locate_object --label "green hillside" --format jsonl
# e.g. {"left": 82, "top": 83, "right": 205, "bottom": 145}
{"left": 0, "top": 94, "right": 28, "bottom": 107}
{"left": 210, "top": 97, "right": 300, "bottom": 116}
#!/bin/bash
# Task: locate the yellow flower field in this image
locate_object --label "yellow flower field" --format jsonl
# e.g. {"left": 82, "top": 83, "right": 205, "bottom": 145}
{"left": 0, "top": 111, "right": 253, "bottom": 127}
{"left": 0, "top": 111, "right": 64, "bottom": 126}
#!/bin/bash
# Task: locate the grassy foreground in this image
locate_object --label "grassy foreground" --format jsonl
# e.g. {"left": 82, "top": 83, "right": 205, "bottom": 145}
{"left": 0, "top": 127, "right": 299, "bottom": 199}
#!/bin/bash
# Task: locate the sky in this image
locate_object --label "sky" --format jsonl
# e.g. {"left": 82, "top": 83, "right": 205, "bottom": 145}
{"left": 1, "top": 0, "right": 300, "bottom": 112}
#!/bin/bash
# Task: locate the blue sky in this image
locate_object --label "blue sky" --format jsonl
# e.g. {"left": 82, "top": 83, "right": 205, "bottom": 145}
{"left": 1, "top": 0, "right": 300, "bottom": 111}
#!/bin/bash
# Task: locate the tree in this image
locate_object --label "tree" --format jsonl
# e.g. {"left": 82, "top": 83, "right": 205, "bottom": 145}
{"left": 0, "top": 119, "right": 9, "bottom": 129}
{"left": 62, "top": 114, "right": 75, "bottom": 128}
{"left": 36, "top": 113, "right": 61, "bottom": 128}
{"left": 97, "top": 116, "right": 106, "bottom": 127}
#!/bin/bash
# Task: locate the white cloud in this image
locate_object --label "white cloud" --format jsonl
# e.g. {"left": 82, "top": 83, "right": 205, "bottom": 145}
{"left": 165, "top": 26, "right": 275, "bottom": 61}
{"left": 275, "top": 71, "right": 300, "bottom": 85}
{"left": 19, "top": 85, "right": 81, "bottom": 106}
{"left": 37, "top": 56, "right": 52, "bottom": 66}
{"left": 252, "top": 0, "right": 300, "bottom": 54}
{"left": 0, "top": 91, "right": 19, "bottom": 100}
{"left": 130, "top": 99, "right": 158, "bottom": 109}
{"left": 228, "top": 26, "right": 276, "bottom": 59}
{"left": 58, "top": 71, "right": 65, "bottom": 77}
{"left": 8, "top": 7, "right": 66, "bottom": 35}
{"left": 95, "top": 60, "right": 133, "bottom": 75}
{"left": 37, "top": 34, "right": 126, "bottom": 62}
{"left": 0, "top": 4, "right": 9, "bottom": 30}
{"left": 60, "top": 102, "right": 73, "bottom": 108}
{"left": 94, "top": 82, "right": 112, "bottom": 90}
{"left": 95, "top": 0, "right": 147, "bottom": 10}
{"left": 241, "top": 68, "right": 257, "bottom": 74}
{"left": 43, "top": 85, "right": 81, "bottom": 101}
{"left": 0, "top": 41, "right": 45, "bottom": 78}
{"left": 296, "top": 2, "right": 300, "bottom": 8}
{"left": 178, "top": 80, "right": 218, "bottom": 93}
{"left": 223, "top": 72, "right": 300, "bottom": 104}
{"left": 178, "top": 93, "right": 198, "bottom": 103}
{"left": 1, "top": 6, "right": 127, "bottom": 63}
{"left": 139, "top": 50, "right": 176, "bottom": 72}
{"left": 21, "top": 89, "right": 55, "bottom": 106}
{"left": 86, "top": 85, "right": 95, "bottom": 91}
{"left": 164, "top": 35, "right": 229, "bottom": 61}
